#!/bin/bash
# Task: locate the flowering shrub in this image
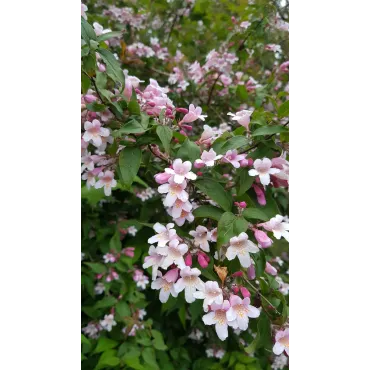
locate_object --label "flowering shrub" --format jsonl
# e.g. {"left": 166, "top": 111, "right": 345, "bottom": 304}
{"left": 81, "top": 0, "right": 289, "bottom": 369}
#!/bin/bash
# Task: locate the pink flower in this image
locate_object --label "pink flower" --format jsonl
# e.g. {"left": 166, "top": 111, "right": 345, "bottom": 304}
{"left": 252, "top": 184, "right": 266, "bottom": 205}
{"left": 222, "top": 150, "right": 246, "bottom": 168}
{"left": 143, "top": 245, "right": 165, "bottom": 279}
{"left": 170, "top": 199, "right": 192, "bottom": 219}
{"left": 193, "top": 281, "right": 223, "bottom": 311}
{"left": 273, "top": 329, "right": 289, "bottom": 356}
{"left": 81, "top": 3, "right": 88, "bottom": 20}
{"left": 195, "top": 149, "right": 222, "bottom": 167}
{"left": 165, "top": 158, "right": 197, "bottom": 184}
{"left": 189, "top": 225, "right": 211, "bottom": 252}
{"left": 180, "top": 104, "right": 207, "bottom": 124}
{"left": 226, "top": 295, "right": 260, "bottom": 331}
{"left": 202, "top": 300, "right": 237, "bottom": 341}
{"left": 226, "top": 232, "right": 259, "bottom": 268}
{"left": 265, "top": 44, "right": 282, "bottom": 53}
{"left": 265, "top": 262, "right": 277, "bottom": 276}
{"left": 261, "top": 215, "right": 289, "bottom": 241}
{"left": 122, "top": 247, "right": 135, "bottom": 258}
{"left": 83, "top": 119, "right": 110, "bottom": 147}
{"left": 147, "top": 222, "right": 177, "bottom": 247}
{"left": 95, "top": 171, "right": 117, "bottom": 196}
{"left": 227, "top": 110, "right": 253, "bottom": 131}
{"left": 151, "top": 269, "right": 179, "bottom": 303}
{"left": 240, "top": 287, "right": 250, "bottom": 298}
{"left": 254, "top": 229, "right": 273, "bottom": 248}
{"left": 169, "top": 208, "right": 195, "bottom": 226}
{"left": 159, "top": 238, "right": 188, "bottom": 269}
{"left": 158, "top": 176, "right": 189, "bottom": 207}
{"left": 103, "top": 253, "right": 116, "bottom": 263}
{"left": 248, "top": 158, "right": 281, "bottom": 186}
{"left": 174, "top": 266, "right": 204, "bottom": 303}
{"left": 123, "top": 70, "right": 144, "bottom": 100}
{"left": 279, "top": 61, "right": 289, "bottom": 73}
{"left": 154, "top": 172, "right": 172, "bottom": 184}
{"left": 197, "top": 252, "right": 210, "bottom": 268}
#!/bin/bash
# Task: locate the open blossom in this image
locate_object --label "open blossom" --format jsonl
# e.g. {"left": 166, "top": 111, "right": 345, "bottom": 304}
{"left": 193, "top": 281, "right": 223, "bottom": 311}
{"left": 133, "top": 269, "right": 149, "bottom": 289}
{"left": 143, "top": 245, "right": 166, "bottom": 279}
{"left": 227, "top": 110, "right": 253, "bottom": 131}
{"left": 262, "top": 215, "right": 289, "bottom": 241}
{"left": 222, "top": 150, "right": 246, "bottom": 169}
{"left": 151, "top": 269, "right": 179, "bottom": 303}
{"left": 165, "top": 159, "right": 197, "bottom": 184}
{"left": 273, "top": 329, "right": 289, "bottom": 356}
{"left": 103, "top": 253, "right": 116, "bottom": 263}
{"left": 202, "top": 300, "right": 237, "bottom": 341}
{"left": 170, "top": 199, "right": 192, "bottom": 219}
{"left": 265, "top": 44, "right": 282, "bottom": 53}
{"left": 81, "top": 3, "right": 88, "bottom": 19}
{"left": 180, "top": 104, "right": 207, "bottom": 124}
{"left": 158, "top": 177, "right": 189, "bottom": 207}
{"left": 189, "top": 225, "right": 211, "bottom": 252}
{"left": 127, "top": 226, "right": 138, "bottom": 236}
{"left": 174, "top": 267, "right": 204, "bottom": 303}
{"left": 94, "top": 283, "right": 105, "bottom": 295}
{"left": 93, "top": 22, "right": 111, "bottom": 36}
{"left": 83, "top": 119, "right": 110, "bottom": 147}
{"left": 226, "top": 295, "right": 260, "bottom": 331}
{"left": 226, "top": 232, "right": 259, "bottom": 268}
{"left": 95, "top": 171, "right": 117, "bottom": 196}
{"left": 148, "top": 222, "right": 177, "bottom": 247}
{"left": 160, "top": 238, "right": 188, "bottom": 269}
{"left": 240, "top": 21, "right": 251, "bottom": 29}
{"left": 100, "top": 314, "right": 117, "bottom": 332}
{"left": 248, "top": 158, "right": 281, "bottom": 186}
{"left": 82, "top": 322, "right": 100, "bottom": 339}
{"left": 195, "top": 149, "right": 222, "bottom": 167}
{"left": 123, "top": 70, "right": 144, "bottom": 100}
{"left": 168, "top": 208, "right": 194, "bottom": 226}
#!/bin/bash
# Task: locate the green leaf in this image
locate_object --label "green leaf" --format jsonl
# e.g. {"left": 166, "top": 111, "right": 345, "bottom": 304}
{"left": 251, "top": 250, "right": 266, "bottom": 278}
{"left": 252, "top": 125, "right": 288, "bottom": 136}
{"left": 115, "top": 116, "right": 149, "bottom": 135}
{"left": 128, "top": 100, "right": 141, "bottom": 115}
{"left": 243, "top": 208, "right": 269, "bottom": 221}
{"left": 94, "top": 296, "right": 117, "bottom": 309}
{"left": 116, "top": 301, "right": 130, "bottom": 318}
{"left": 109, "top": 231, "right": 121, "bottom": 252}
{"left": 272, "top": 290, "right": 289, "bottom": 325}
{"left": 97, "top": 48, "right": 125, "bottom": 86}
{"left": 95, "top": 350, "right": 120, "bottom": 369}
{"left": 156, "top": 125, "right": 173, "bottom": 154}
{"left": 192, "top": 205, "right": 224, "bottom": 221}
{"left": 195, "top": 178, "right": 232, "bottom": 212}
{"left": 236, "top": 85, "right": 248, "bottom": 100}
{"left": 244, "top": 313, "right": 271, "bottom": 354}
{"left": 278, "top": 100, "right": 289, "bottom": 118}
{"left": 84, "top": 262, "right": 107, "bottom": 274}
{"left": 238, "top": 168, "right": 255, "bottom": 196}
{"left": 97, "top": 31, "right": 122, "bottom": 42}
{"left": 189, "top": 299, "right": 204, "bottom": 325}
{"left": 142, "top": 348, "right": 159, "bottom": 370}
{"left": 117, "top": 147, "right": 142, "bottom": 187}
{"left": 86, "top": 102, "right": 106, "bottom": 112}
{"left": 122, "top": 354, "right": 144, "bottom": 370}
{"left": 220, "top": 136, "right": 249, "bottom": 154}
{"left": 152, "top": 330, "right": 168, "bottom": 350}
{"left": 177, "top": 139, "right": 201, "bottom": 163}
{"left": 94, "top": 337, "right": 119, "bottom": 353}
{"left": 178, "top": 304, "right": 186, "bottom": 329}
{"left": 217, "top": 212, "right": 248, "bottom": 248}
{"left": 81, "top": 334, "right": 90, "bottom": 346}
{"left": 81, "top": 17, "right": 97, "bottom": 45}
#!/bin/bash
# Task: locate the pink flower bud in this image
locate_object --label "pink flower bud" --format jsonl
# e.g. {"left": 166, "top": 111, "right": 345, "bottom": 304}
{"left": 240, "top": 287, "right": 251, "bottom": 298}
{"left": 179, "top": 130, "right": 188, "bottom": 136}
{"left": 98, "top": 63, "right": 106, "bottom": 72}
{"left": 234, "top": 202, "right": 240, "bottom": 207}
{"left": 265, "top": 262, "right": 277, "bottom": 276}
{"left": 84, "top": 94, "right": 97, "bottom": 103}
{"left": 248, "top": 158, "right": 254, "bottom": 166}
{"left": 154, "top": 172, "right": 171, "bottom": 184}
{"left": 198, "top": 253, "right": 209, "bottom": 268}
{"left": 147, "top": 101, "right": 156, "bottom": 107}
{"left": 239, "top": 159, "right": 250, "bottom": 167}
{"left": 232, "top": 285, "right": 240, "bottom": 294}
{"left": 96, "top": 274, "right": 103, "bottom": 280}
{"left": 168, "top": 115, "right": 175, "bottom": 120}
{"left": 165, "top": 108, "right": 173, "bottom": 116}
{"left": 254, "top": 229, "right": 273, "bottom": 248}
{"left": 196, "top": 171, "right": 203, "bottom": 176}
{"left": 123, "top": 247, "right": 135, "bottom": 258}
{"left": 146, "top": 110, "right": 154, "bottom": 116}
{"left": 194, "top": 161, "right": 205, "bottom": 169}
{"left": 232, "top": 271, "right": 243, "bottom": 277}
{"left": 239, "top": 201, "right": 247, "bottom": 209}
{"left": 181, "top": 124, "right": 193, "bottom": 131}
{"left": 247, "top": 265, "right": 256, "bottom": 280}
{"left": 252, "top": 184, "right": 266, "bottom": 206}
{"left": 185, "top": 253, "right": 193, "bottom": 267}
{"left": 164, "top": 268, "right": 179, "bottom": 282}
{"left": 176, "top": 107, "right": 189, "bottom": 114}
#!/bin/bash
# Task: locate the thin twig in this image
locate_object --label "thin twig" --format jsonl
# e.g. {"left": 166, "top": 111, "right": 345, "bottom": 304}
{"left": 207, "top": 73, "right": 222, "bottom": 106}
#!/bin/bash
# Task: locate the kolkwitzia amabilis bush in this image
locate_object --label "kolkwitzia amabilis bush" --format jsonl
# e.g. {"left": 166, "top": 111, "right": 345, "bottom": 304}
{"left": 81, "top": 0, "right": 289, "bottom": 368}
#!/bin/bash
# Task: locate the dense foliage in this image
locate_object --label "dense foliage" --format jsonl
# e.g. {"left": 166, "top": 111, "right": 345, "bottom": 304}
{"left": 81, "top": 1, "right": 289, "bottom": 369}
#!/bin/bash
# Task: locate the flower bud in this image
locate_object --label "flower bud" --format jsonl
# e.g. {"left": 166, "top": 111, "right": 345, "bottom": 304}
{"left": 239, "top": 201, "right": 247, "bottom": 209}
{"left": 196, "top": 171, "right": 203, "bottom": 176}
{"left": 254, "top": 229, "right": 273, "bottom": 248}
{"left": 164, "top": 268, "right": 179, "bottom": 282}
{"left": 194, "top": 161, "right": 205, "bottom": 169}
{"left": 239, "top": 159, "right": 250, "bottom": 167}
{"left": 122, "top": 247, "right": 135, "bottom": 258}
{"left": 98, "top": 63, "right": 106, "bottom": 72}
{"left": 84, "top": 94, "right": 97, "bottom": 103}
{"left": 181, "top": 124, "right": 193, "bottom": 131}
{"left": 154, "top": 172, "right": 171, "bottom": 184}
{"left": 253, "top": 184, "right": 266, "bottom": 206}
{"left": 179, "top": 130, "right": 188, "bottom": 136}
{"left": 232, "top": 285, "right": 240, "bottom": 294}
{"left": 265, "top": 262, "right": 277, "bottom": 276}
{"left": 240, "top": 287, "right": 251, "bottom": 298}
{"left": 165, "top": 108, "right": 173, "bottom": 116}
{"left": 147, "top": 101, "right": 156, "bottom": 107}
{"left": 185, "top": 253, "right": 193, "bottom": 267}
{"left": 234, "top": 202, "right": 240, "bottom": 207}
{"left": 232, "top": 271, "right": 243, "bottom": 277}
{"left": 247, "top": 265, "right": 256, "bottom": 280}
{"left": 176, "top": 107, "right": 189, "bottom": 114}
{"left": 198, "top": 253, "right": 209, "bottom": 268}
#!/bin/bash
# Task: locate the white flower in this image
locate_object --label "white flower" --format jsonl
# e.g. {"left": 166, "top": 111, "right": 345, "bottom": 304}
{"left": 193, "top": 281, "right": 223, "bottom": 311}
{"left": 202, "top": 300, "right": 238, "bottom": 341}
{"left": 100, "top": 314, "right": 117, "bottom": 332}
{"left": 226, "top": 232, "right": 259, "bottom": 268}
{"left": 82, "top": 322, "right": 100, "bottom": 339}
{"left": 174, "top": 266, "right": 204, "bottom": 303}
{"left": 151, "top": 270, "right": 179, "bottom": 303}
{"left": 189, "top": 225, "right": 211, "bottom": 252}
{"left": 170, "top": 199, "right": 192, "bottom": 219}
{"left": 262, "top": 215, "right": 289, "bottom": 241}
{"left": 227, "top": 110, "right": 253, "bottom": 131}
{"left": 160, "top": 239, "right": 188, "bottom": 269}
{"left": 165, "top": 158, "right": 197, "bottom": 184}
{"left": 127, "top": 226, "right": 138, "bottom": 236}
{"left": 189, "top": 328, "right": 204, "bottom": 341}
{"left": 248, "top": 158, "right": 281, "bottom": 186}
{"left": 83, "top": 119, "right": 110, "bottom": 147}
{"left": 142, "top": 245, "right": 166, "bottom": 279}
{"left": 158, "top": 176, "right": 189, "bottom": 206}
{"left": 147, "top": 222, "right": 177, "bottom": 247}
{"left": 226, "top": 295, "right": 260, "bottom": 331}
{"left": 195, "top": 149, "right": 222, "bottom": 167}
{"left": 273, "top": 329, "right": 289, "bottom": 356}
{"left": 81, "top": 154, "right": 95, "bottom": 173}
{"left": 94, "top": 283, "right": 105, "bottom": 295}
{"left": 223, "top": 150, "right": 246, "bottom": 168}
{"left": 138, "top": 309, "right": 147, "bottom": 320}
{"left": 82, "top": 170, "right": 96, "bottom": 189}
{"left": 169, "top": 207, "right": 195, "bottom": 226}
{"left": 95, "top": 171, "right": 117, "bottom": 196}
{"left": 240, "top": 21, "right": 251, "bottom": 29}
